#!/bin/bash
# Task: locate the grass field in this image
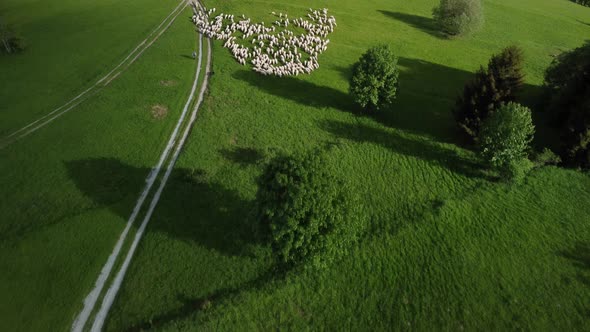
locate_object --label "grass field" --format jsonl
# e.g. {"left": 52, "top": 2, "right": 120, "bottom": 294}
{"left": 0, "top": 0, "right": 182, "bottom": 136}
{"left": 0, "top": 0, "right": 201, "bottom": 330}
{"left": 100, "top": 0, "right": 590, "bottom": 330}
{"left": 1, "top": 0, "right": 590, "bottom": 331}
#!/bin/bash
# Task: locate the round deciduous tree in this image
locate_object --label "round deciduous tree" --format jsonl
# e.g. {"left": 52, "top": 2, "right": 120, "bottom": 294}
{"left": 349, "top": 44, "right": 399, "bottom": 112}
{"left": 478, "top": 102, "right": 535, "bottom": 172}
{"left": 432, "top": 0, "right": 483, "bottom": 37}
{"left": 255, "top": 150, "right": 364, "bottom": 268}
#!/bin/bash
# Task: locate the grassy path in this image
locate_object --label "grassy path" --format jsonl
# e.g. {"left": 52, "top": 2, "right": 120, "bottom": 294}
{"left": 73, "top": 26, "right": 212, "bottom": 331}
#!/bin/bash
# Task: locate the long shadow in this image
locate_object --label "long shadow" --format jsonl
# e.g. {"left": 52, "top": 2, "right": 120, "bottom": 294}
{"left": 561, "top": 243, "right": 590, "bottom": 287}
{"left": 578, "top": 19, "right": 590, "bottom": 27}
{"left": 378, "top": 10, "right": 443, "bottom": 38}
{"left": 320, "top": 119, "right": 489, "bottom": 180}
{"left": 380, "top": 57, "right": 475, "bottom": 143}
{"left": 232, "top": 69, "right": 356, "bottom": 113}
{"left": 232, "top": 60, "right": 470, "bottom": 143}
{"left": 233, "top": 57, "right": 545, "bottom": 146}
{"left": 122, "top": 268, "right": 280, "bottom": 331}
{"left": 65, "top": 158, "right": 257, "bottom": 256}
{"left": 219, "top": 147, "right": 265, "bottom": 167}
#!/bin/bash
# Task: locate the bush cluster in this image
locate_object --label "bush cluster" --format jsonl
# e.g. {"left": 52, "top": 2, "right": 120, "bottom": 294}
{"left": 349, "top": 44, "right": 399, "bottom": 112}
{"left": 455, "top": 46, "right": 525, "bottom": 141}
{"left": 543, "top": 41, "right": 590, "bottom": 169}
{"left": 254, "top": 150, "right": 364, "bottom": 269}
{"left": 432, "top": 0, "right": 484, "bottom": 36}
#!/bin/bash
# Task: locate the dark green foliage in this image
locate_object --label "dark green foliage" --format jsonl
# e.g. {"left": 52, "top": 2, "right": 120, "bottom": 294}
{"left": 455, "top": 46, "right": 525, "bottom": 141}
{"left": 0, "top": 17, "right": 25, "bottom": 54}
{"left": 572, "top": 0, "right": 590, "bottom": 7}
{"left": 543, "top": 41, "right": 590, "bottom": 169}
{"left": 349, "top": 44, "right": 399, "bottom": 111}
{"left": 255, "top": 150, "right": 364, "bottom": 268}
{"left": 479, "top": 102, "right": 535, "bottom": 172}
{"left": 502, "top": 158, "right": 534, "bottom": 183}
{"left": 532, "top": 148, "right": 562, "bottom": 167}
{"left": 432, "top": 0, "right": 484, "bottom": 36}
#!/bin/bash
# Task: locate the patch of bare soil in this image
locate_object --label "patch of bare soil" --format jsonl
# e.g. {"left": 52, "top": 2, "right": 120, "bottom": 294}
{"left": 160, "top": 80, "right": 178, "bottom": 87}
{"left": 151, "top": 104, "right": 169, "bottom": 120}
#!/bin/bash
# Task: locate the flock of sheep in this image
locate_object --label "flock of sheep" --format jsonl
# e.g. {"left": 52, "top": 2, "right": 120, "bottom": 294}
{"left": 191, "top": 3, "right": 336, "bottom": 76}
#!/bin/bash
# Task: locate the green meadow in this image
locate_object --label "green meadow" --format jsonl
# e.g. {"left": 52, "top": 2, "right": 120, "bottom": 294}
{"left": 105, "top": 0, "right": 590, "bottom": 330}
{"left": 1, "top": 0, "right": 589, "bottom": 331}
{"left": 0, "top": 0, "right": 201, "bottom": 330}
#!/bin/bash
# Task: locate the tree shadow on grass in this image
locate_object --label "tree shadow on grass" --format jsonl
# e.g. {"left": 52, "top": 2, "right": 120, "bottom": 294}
{"left": 561, "top": 243, "right": 590, "bottom": 287}
{"left": 232, "top": 60, "right": 469, "bottom": 143}
{"left": 65, "top": 158, "right": 257, "bottom": 257}
{"left": 233, "top": 57, "right": 544, "bottom": 146}
{"left": 319, "top": 119, "right": 490, "bottom": 180}
{"left": 219, "top": 147, "right": 265, "bottom": 167}
{"left": 121, "top": 268, "right": 280, "bottom": 331}
{"left": 232, "top": 69, "right": 356, "bottom": 113}
{"left": 377, "top": 10, "right": 443, "bottom": 39}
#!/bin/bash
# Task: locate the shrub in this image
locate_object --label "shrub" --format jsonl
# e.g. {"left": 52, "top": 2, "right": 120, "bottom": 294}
{"left": 572, "top": 0, "right": 590, "bottom": 7}
{"left": 479, "top": 102, "right": 535, "bottom": 171}
{"left": 254, "top": 150, "right": 364, "bottom": 268}
{"left": 532, "top": 148, "right": 561, "bottom": 167}
{"left": 432, "top": 0, "right": 483, "bottom": 37}
{"left": 349, "top": 44, "right": 399, "bottom": 112}
{"left": 455, "top": 46, "right": 525, "bottom": 141}
{"left": 543, "top": 41, "right": 590, "bottom": 169}
{"left": 0, "top": 17, "right": 25, "bottom": 54}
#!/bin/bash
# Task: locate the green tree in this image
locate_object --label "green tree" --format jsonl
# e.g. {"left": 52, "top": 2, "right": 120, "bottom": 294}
{"left": 432, "top": 0, "right": 484, "bottom": 37}
{"left": 255, "top": 150, "right": 364, "bottom": 268}
{"left": 455, "top": 46, "right": 525, "bottom": 141}
{"left": 349, "top": 44, "right": 399, "bottom": 112}
{"left": 543, "top": 41, "right": 590, "bottom": 169}
{"left": 479, "top": 102, "right": 535, "bottom": 173}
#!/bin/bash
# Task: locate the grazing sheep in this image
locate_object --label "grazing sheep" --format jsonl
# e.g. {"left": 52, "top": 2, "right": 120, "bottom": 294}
{"left": 191, "top": 1, "right": 336, "bottom": 76}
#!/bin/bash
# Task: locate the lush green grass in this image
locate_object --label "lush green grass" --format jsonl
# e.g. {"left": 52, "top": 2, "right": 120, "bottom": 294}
{"left": 0, "top": 3, "right": 199, "bottom": 331}
{"left": 0, "top": 0, "right": 181, "bottom": 135}
{"left": 101, "top": 0, "right": 590, "bottom": 330}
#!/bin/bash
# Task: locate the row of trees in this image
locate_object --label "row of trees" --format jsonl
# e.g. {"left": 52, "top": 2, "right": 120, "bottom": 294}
{"left": 348, "top": 41, "right": 589, "bottom": 180}
{"left": 252, "top": 21, "right": 588, "bottom": 272}
{"left": 456, "top": 42, "right": 590, "bottom": 173}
